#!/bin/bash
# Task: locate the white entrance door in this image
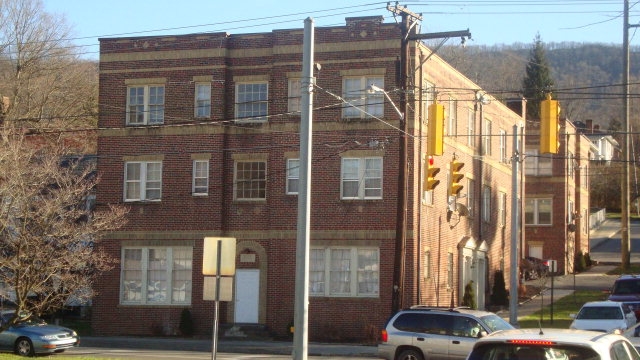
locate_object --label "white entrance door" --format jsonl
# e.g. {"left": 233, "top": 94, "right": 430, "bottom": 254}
{"left": 235, "top": 269, "right": 260, "bottom": 323}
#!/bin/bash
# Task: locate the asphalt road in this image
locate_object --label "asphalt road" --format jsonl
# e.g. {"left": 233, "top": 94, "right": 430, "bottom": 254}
{"left": 590, "top": 218, "right": 640, "bottom": 264}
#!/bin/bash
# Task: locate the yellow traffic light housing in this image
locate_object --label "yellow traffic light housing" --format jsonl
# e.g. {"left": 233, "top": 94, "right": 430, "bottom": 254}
{"left": 540, "top": 94, "right": 561, "bottom": 154}
{"left": 427, "top": 102, "right": 444, "bottom": 156}
{"left": 449, "top": 159, "right": 465, "bottom": 196}
{"left": 424, "top": 155, "right": 440, "bottom": 191}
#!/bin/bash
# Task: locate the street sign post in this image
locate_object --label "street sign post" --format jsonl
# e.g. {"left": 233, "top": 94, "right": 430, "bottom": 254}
{"left": 203, "top": 237, "right": 236, "bottom": 360}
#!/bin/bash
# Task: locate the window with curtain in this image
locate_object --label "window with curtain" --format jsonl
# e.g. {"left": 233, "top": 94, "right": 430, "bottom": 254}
{"left": 121, "top": 247, "right": 193, "bottom": 305}
{"left": 309, "top": 247, "right": 379, "bottom": 297}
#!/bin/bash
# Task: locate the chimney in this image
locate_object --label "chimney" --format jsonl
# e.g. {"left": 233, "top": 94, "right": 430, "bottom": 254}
{"left": 586, "top": 119, "right": 593, "bottom": 132}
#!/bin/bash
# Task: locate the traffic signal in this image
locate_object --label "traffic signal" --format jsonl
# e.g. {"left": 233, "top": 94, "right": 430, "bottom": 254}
{"left": 427, "top": 102, "right": 444, "bottom": 156}
{"left": 424, "top": 155, "right": 440, "bottom": 191}
{"left": 449, "top": 159, "right": 465, "bottom": 196}
{"left": 540, "top": 94, "right": 561, "bottom": 154}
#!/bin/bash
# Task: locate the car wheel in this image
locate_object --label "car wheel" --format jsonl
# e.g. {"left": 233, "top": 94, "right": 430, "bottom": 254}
{"left": 397, "top": 349, "right": 424, "bottom": 360}
{"left": 15, "top": 337, "right": 34, "bottom": 357}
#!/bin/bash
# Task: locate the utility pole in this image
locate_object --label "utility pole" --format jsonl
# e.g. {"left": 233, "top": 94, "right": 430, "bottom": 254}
{"left": 622, "top": 0, "right": 636, "bottom": 271}
{"left": 386, "top": 3, "right": 470, "bottom": 312}
{"left": 387, "top": 3, "right": 420, "bottom": 313}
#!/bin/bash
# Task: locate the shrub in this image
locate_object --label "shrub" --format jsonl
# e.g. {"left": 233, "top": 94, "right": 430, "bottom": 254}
{"left": 179, "top": 308, "right": 194, "bottom": 337}
{"left": 490, "top": 270, "right": 509, "bottom": 306}
{"left": 462, "top": 281, "right": 477, "bottom": 309}
{"left": 575, "top": 251, "right": 587, "bottom": 273}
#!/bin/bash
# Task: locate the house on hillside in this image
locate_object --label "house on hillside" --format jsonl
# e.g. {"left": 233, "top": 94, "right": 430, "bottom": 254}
{"left": 93, "top": 15, "right": 524, "bottom": 341}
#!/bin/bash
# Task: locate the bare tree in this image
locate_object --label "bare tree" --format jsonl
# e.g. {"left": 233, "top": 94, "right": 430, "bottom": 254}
{"left": 0, "top": 129, "right": 127, "bottom": 328}
{"left": 0, "top": 0, "right": 98, "bottom": 140}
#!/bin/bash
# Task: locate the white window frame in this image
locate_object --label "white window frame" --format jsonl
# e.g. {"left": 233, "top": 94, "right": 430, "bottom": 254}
{"left": 127, "top": 85, "right": 165, "bottom": 125}
{"left": 124, "top": 161, "right": 162, "bottom": 202}
{"left": 195, "top": 83, "right": 211, "bottom": 118}
{"left": 525, "top": 148, "right": 553, "bottom": 176}
{"left": 192, "top": 160, "right": 209, "bottom": 196}
{"left": 235, "top": 82, "right": 268, "bottom": 122}
{"left": 234, "top": 160, "right": 267, "bottom": 201}
{"left": 499, "top": 191, "right": 507, "bottom": 227}
{"left": 466, "top": 178, "right": 475, "bottom": 217}
{"left": 447, "top": 252, "right": 454, "bottom": 289}
{"left": 499, "top": 129, "right": 508, "bottom": 163}
{"left": 309, "top": 247, "right": 379, "bottom": 297}
{"left": 286, "top": 158, "right": 300, "bottom": 195}
{"left": 482, "top": 119, "right": 492, "bottom": 156}
{"left": 448, "top": 98, "right": 457, "bottom": 137}
{"left": 288, "top": 78, "right": 301, "bottom": 114}
{"left": 467, "top": 108, "right": 475, "bottom": 148}
{"left": 525, "top": 198, "right": 553, "bottom": 225}
{"left": 120, "top": 246, "right": 193, "bottom": 305}
{"left": 482, "top": 185, "right": 491, "bottom": 223}
{"left": 424, "top": 249, "right": 432, "bottom": 279}
{"left": 341, "top": 157, "right": 383, "bottom": 200}
{"left": 342, "top": 77, "right": 384, "bottom": 119}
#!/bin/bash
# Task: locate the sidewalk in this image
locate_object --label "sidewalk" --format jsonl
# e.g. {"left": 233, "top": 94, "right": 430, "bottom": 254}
{"left": 503, "top": 263, "right": 617, "bottom": 321}
{"left": 80, "top": 336, "right": 379, "bottom": 357}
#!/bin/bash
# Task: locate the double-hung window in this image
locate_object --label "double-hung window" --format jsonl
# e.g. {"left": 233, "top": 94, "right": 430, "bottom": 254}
{"left": 124, "top": 161, "right": 162, "bottom": 201}
{"left": 288, "top": 78, "right": 301, "bottom": 114}
{"left": 341, "top": 157, "right": 382, "bottom": 199}
{"left": 235, "top": 82, "right": 268, "bottom": 122}
{"left": 121, "top": 247, "right": 193, "bottom": 305}
{"left": 286, "top": 158, "right": 300, "bottom": 195}
{"left": 525, "top": 198, "right": 552, "bottom": 225}
{"left": 499, "top": 129, "right": 508, "bottom": 163}
{"left": 195, "top": 83, "right": 211, "bottom": 118}
{"left": 127, "top": 85, "right": 165, "bottom": 125}
{"left": 192, "top": 160, "right": 209, "bottom": 196}
{"left": 342, "top": 77, "right": 383, "bottom": 119}
{"left": 234, "top": 160, "right": 266, "bottom": 200}
{"left": 448, "top": 98, "right": 457, "bottom": 137}
{"left": 499, "top": 191, "right": 507, "bottom": 227}
{"left": 525, "top": 149, "right": 553, "bottom": 176}
{"left": 482, "top": 185, "right": 491, "bottom": 223}
{"left": 467, "top": 108, "right": 475, "bottom": 148}
{"left": 482, "top": 119, "right": 492, "bottom": 155}
{"left": 309, "top": 247, "right": 379, "bottom": 297}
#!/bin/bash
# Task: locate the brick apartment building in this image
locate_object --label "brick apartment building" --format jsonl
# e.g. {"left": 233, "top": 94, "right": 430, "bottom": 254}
{"left": 93, "top": 15, "right": 525, "bottom": 340}
{"left": 524, "top": 118, "right": 594, "bottom": 274}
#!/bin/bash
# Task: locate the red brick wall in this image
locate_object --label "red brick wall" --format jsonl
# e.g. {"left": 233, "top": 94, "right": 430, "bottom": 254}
{"left": 94, "top": 16, "right": 524, "bottom": 341}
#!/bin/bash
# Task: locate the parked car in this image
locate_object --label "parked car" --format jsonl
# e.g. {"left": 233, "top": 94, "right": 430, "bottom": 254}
{"left": 0, "top": 311, "right": 79, "bottom": 356}
{"left": 467, "top": 328, "right": 640, "bottom": 360}
{"left": 378, "top": 306, "right": 514, "bottom": 360}
{"left": 608, "top": 275, "right": 640, "bottom": 319}
{"left": 570, "top": 301, "right": 637, "bottom": 333}
{"left": 623, "top": 321, "right": 640, "bottom": 353}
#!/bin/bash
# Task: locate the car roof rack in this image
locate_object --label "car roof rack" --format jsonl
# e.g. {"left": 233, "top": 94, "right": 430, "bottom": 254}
{"left": 408, "top": 305, "right": 471, "bottom": 312}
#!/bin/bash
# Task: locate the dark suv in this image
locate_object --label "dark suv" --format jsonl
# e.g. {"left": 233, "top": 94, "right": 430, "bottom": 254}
{"left": 378, "top": 306, "right": 514, "bottom": 360}
{"left": 608, "top": 275, "right": 640, "bottom": 319}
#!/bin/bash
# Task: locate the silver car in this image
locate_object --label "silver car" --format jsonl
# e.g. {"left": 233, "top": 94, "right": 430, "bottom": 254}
{"left": 0, "top": 311, "right": 79, "bottom": 356}
{"left": 378, "top": 306, "right": 514, "bottom": 360}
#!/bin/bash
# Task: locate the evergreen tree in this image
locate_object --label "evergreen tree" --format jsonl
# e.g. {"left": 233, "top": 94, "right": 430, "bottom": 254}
{"left": 522, "top": 34, "right": 555, "bottom": 121}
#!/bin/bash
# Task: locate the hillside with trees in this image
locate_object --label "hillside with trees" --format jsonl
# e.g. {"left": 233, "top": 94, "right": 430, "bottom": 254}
{"left": 438, "top": 41, "right": 640, "bottom": 130}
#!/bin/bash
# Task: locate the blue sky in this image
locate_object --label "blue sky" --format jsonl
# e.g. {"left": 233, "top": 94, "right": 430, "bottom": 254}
{"left": 44, "top": 0, "right": 634, "bottom": 60}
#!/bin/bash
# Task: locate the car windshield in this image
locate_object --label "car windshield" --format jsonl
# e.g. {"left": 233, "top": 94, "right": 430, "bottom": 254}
{"left": 480, "top": 314, "right": 515, "bottom": 332}
{"left": 1, "top": 313, "right": 46, "bottom": 326}
{"left": 612, "top": 280, "right": 640, "bottom": 295}
{"left": 576, "top": 306, "right": 623, "bottom": 320}
{"left": 469, "top": 344, "right": 600, "bottom": 360}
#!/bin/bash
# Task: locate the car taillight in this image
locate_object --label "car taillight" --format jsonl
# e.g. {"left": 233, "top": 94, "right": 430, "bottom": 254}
{"left": 507, "top": 339, "right": 556, "bottom": 346}
{"left": 381, "top": 329, "right": 388, "bottom": 342}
